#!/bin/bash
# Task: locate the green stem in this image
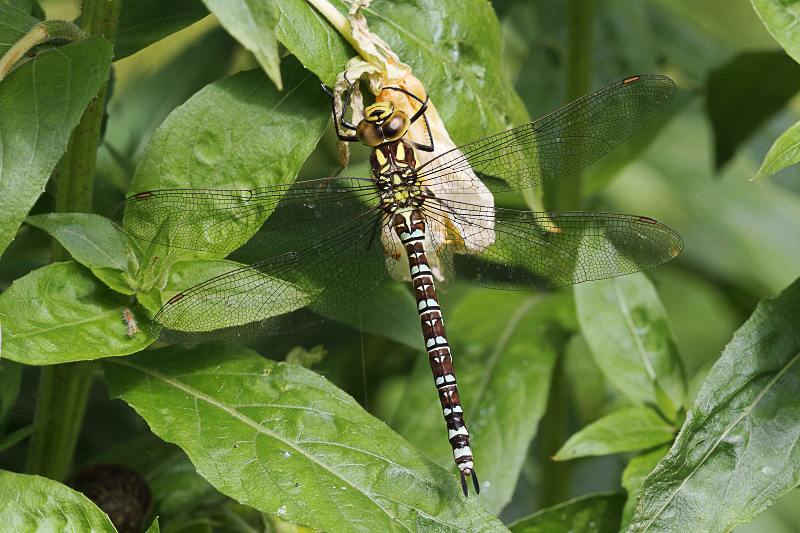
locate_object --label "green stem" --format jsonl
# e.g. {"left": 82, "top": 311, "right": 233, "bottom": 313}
{"left": 538, "top": 355, "right": 571, "bottom": 508}
{"left": 545, "top": 0, "right": 595, "bottom": 212}
{"left": 26, "top": 0, "right": 121, "bottom": 481}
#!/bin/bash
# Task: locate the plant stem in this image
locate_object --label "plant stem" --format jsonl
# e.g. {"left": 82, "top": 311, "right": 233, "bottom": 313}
{"left": 545, "top": 0, "right": 595, "bottom": 212}
{"left": 538, "top": 355, "right": 571, "bottom": 508}
{"left": 25, "top": 0, "right": 121, "bottom": 481}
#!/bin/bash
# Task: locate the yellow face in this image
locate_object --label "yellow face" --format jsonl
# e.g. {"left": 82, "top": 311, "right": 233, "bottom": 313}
{"left": 364, "top": 102, "right": 394, "bottom": 124}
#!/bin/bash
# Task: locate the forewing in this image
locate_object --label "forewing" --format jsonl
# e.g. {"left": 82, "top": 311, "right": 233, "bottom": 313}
{"left": 152, "top": 207, "right": 395, "bottom": 344}
{"left": 110, "top": 177, "right": 379, "bottom": 254}
{"left": 415, "top": 75, "right": 676, "bottom": 194}
{"left": 424, "top": 199, "right": 683, "bottom": 290}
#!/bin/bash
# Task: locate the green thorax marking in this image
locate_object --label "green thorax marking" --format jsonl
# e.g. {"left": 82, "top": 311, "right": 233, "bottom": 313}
{"left": 371, "top": 140, "right": 424, "bottom": 214}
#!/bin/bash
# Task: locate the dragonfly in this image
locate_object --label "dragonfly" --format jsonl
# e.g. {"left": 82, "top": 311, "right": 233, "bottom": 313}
{"left": 110, "top": 73, "right": 682, "bottom": 497}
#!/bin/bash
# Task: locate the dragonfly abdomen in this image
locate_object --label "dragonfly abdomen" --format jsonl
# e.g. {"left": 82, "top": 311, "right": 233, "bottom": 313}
{"left": 391, "top": 208, "right": 479, "bottom": 496}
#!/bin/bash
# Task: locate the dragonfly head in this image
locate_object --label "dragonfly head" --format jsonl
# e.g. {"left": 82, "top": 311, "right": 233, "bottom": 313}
{"left": 357, "top": 102, "right": 410, "bottom": 147}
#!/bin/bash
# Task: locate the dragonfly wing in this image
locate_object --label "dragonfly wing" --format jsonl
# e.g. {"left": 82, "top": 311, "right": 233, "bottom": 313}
{"left": 415, "top": 75, "right": 675, "bottom": 194}
{"left": 110, "top": 177, "right": 379, "bottom": 254}
{"left": 152, "top": 207, "right": 395, "bottom": 344}
{"left": 424, "top": 199, "right": 683, "bottom": 290}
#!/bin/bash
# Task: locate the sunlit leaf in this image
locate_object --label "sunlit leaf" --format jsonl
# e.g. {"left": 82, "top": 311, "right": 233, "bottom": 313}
{"left": 0, "top": 25, "right": 112, "bottom": 256}
{"left": 0, "top": 262, "right": 152, "bottom": 365}
{"left": 0, "top": 470, "right": 116, "bottom": 532}
{"left": 755, "top": 117, "right": 800, "bottom": 180}
{"left": 103, "top": 345, "right": 509, "bottom": 532}
{"left": 26, "top": 213, "right": 137, "bottom": 295}
{"left": 628, "top": 276, "right": 800, "bottom": 532}
{"left": 751, "top": 0, "right": 800, "bottom": 64}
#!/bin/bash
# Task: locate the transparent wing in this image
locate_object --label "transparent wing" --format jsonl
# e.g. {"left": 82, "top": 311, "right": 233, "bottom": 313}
{"left": 152, "top": 207, "right": 396, "bottom": 344}
{"left": 110, "top": 177, "right": 380, "bottom": 254}
{"left": 424, "top": 198, "right": 683, "bottom": 290}
{"left": 416, "top": 75, "right": 675, "bottom": 194}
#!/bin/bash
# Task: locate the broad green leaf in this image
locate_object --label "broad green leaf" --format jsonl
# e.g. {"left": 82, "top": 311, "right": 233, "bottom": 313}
{"left": 391, "top": 291, "right": 574, "bottom": 515}
{"left": 202, "top": 0, "right": 282, "bottom": 89}
{"left": 0, "top": 470, "right": 116, "bottom": 532}
{"left": 563, "top": 333, "right": 607, "bottom": 425}
{"left": 103, "top": 345, "right": 509, "bottom": 533}
{"left": 508, "top": 492, "right": 626, "bottom": 533}
{"left": 0, "top": 31, "right": 113, "bottom": 257}
{"left": 115, "top": 0, "right": 210, "bottom": 59}
{"left": 575, "top": 273, "right": 686, "bottom": 420}
{"left": 26, "top": 213, "right": 138, "bottom": 294}
{"left": 146, "top": 518, "right": 161, "bottom": 533}
{"left": 755, "top": 117, "right": 800, "bottom": 180}
{"left": 0, "top": 262, "right": 152, "bottom": 365}
{"left": 337, "top": 282, "right": 423, "bottom": 348}
{"left": 707, "top": 51, "right": 800, "bottom": 169}
{"left": 554, "top": 407, "right": 674, "bottom": 461}
{"left": 128, "top": 55, "right": 328, "bottom": 201}
{"left": 620, "top": 445, "right": 670, "bottom": 531}
{"left": 751, "top": 0, "right": 800, "bottom": 65}
{"left": 276, "top": 0, "right": 530, "bottom": 143}
{"left": 628, "top": 276, "right": 800, "bottom": 532}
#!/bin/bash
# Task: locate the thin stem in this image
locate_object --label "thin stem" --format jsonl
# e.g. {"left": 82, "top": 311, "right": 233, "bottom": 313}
{"left": 545, "top": 0, "right": 595, "bottom": 212}
{"left": 538, "top": 355, "right": 571, "bottom": 508}
{"left": 26, "top": 0, "right": 121, "bottom": 481}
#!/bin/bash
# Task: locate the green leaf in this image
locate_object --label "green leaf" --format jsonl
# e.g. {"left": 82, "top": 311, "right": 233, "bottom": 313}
{"left": 751, "top": 0, "right": 800, "bottom": 65}
{"left": 26, "top": 213, "right": 137, "bottom": 294}
{"left": 507, "top": 492, "right": 626, "bottom": 533}
{"left": 0, "top": 262, "right": 152, "bottom": 365}
{"left": 102, "top": 345, "right": 509, "bottom": 532}
{"left": 620, "top": 445, "right": 670, "bottom": 531}
{"left": 707, "top": 51, "right": 800, "bottom": 169}
{"left": 129, "top": 55, "right": 327, "bottom": 195}
{"left": 276, "top": 0, "right": 530, "bottom": 142}
{"left": 628, "top": 276, "right": 800, "bottom": 532}
{"left": 146, "top": 518, "right": 161, "bottom": 533}
{"left": 391, "top": 291, "right": 573, "bottom": 515}
{"left": 0, "top": 470, "right": 116, "bottom": 532}
{"left": 0, "top": 32, "right": 113, "bottom": 257}
{"left": 574, "top": 273, "right": 686, "bottom": 420}
{"left": 755, "top": 117, "right": 800, "bottom": 180}
{"left": 337, "top": 282, "right": 423, "bottom": 348}
{"left": 115, "top": 0, "right": 210, "bottom": 59}
{"left": 202, "top": 0, "right": 282, "bottom": 89}
{"left": 554, "top": 407, "right": 674, "bottom": 461}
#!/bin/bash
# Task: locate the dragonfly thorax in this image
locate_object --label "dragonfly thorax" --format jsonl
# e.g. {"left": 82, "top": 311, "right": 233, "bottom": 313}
{"left": 372, "top": 141, "right": 424, "bottom": 214}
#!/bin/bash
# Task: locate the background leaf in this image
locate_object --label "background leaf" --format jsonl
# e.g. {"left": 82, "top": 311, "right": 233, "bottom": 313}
{"left": 103, "top": 345, "right": 510, "bottom": 533}
{"left": 575, "top": 273, "right": 686, "bottom": 420}
{"left": 0, "top": 31, "right": 113, "bottom": 257}
{"left": 754, "top": 117, "right": 800, "bottom": 179}
{"left": 0, "top": 262, "right": 152, "bottom": 365}
{"left": 628, "top": 276, "right": 800, "bottom": 532}
{"left": 706, "top": 51, "right": 800, "bottom": 169}
{"left": 390, "top": 291, "right": 573, "bottom": 514}
{"left": 554, "top": 407, "right": 674, "bottom": 461}
{"left": 0, "top": 470, "right": 116, "bottom": 532}
{"left": 508, "top": 493, "right": 626, "bottom": 533}
{"left": 115, "top": 0, "right": 210, "bottom": 60}
{"left": 201, "top": 0, "right": 282, "bottom": 89}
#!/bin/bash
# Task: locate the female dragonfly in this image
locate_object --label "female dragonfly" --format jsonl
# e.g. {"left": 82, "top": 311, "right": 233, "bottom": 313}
{"left": 111, "top": 73, "right": 682, "bottom": 496}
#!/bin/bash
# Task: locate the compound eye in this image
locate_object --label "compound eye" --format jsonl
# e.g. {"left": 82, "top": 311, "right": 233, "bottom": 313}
{"left": 357, "top": 122, "right": 383, "bottom": 146}
{"left": 382, "top": 111, "right": 409, "bottom": 141}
